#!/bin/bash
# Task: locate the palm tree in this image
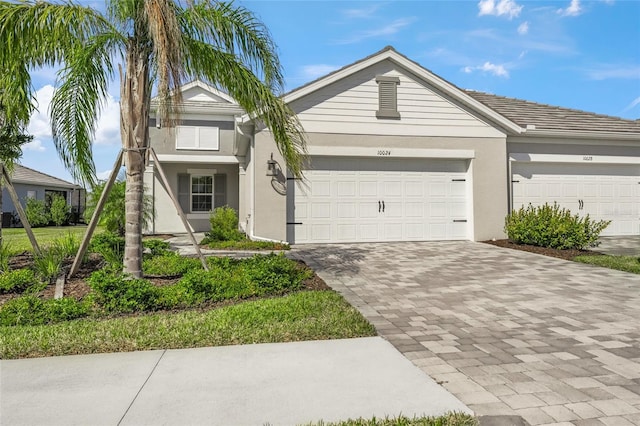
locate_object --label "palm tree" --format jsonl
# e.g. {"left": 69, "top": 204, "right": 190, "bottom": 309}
{"left": 0, "top": 0, "right": 306, "bottom": 278}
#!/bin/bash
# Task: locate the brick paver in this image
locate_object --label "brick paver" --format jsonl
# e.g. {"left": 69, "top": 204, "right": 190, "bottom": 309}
{"left": 294, "top": 242, "right": 640, "bottom": 426}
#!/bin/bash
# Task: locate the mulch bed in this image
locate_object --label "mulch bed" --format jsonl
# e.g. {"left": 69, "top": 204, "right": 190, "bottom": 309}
{"left": 483, "top": 239, "right": 604, "bottom": 261}
{"left": 1, "top": 255, "right": 330, "bottom": 306}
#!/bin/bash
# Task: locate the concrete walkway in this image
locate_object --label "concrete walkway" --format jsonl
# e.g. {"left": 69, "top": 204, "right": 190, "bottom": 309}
{"left": 0, "top": 337, "right": 470, "bottom": 426}
{"left": 294, "top": 242, "right": 640, "bottom": 426}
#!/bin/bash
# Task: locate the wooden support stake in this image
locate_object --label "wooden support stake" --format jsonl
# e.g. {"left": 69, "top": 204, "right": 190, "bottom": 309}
{"left": 68, "top": 150, "right": 124, "bottom": 279}
{"left": 1, "top": 164, "right": 41, "bottom": 256}
{"left": 149, "top": 148, "right": 209, "bottom": 271}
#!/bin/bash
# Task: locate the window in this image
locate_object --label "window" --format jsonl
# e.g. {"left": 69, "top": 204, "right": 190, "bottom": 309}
{"left": 178, "top": 173, "right": 227, "bottom": 213}
{"left": 175, "top": 126, "right": 219, "bottom": 150}
{"left": 191, "top": 176, "right": 213, "bottom": 212}
{"left": 375, "top": 75, "right": 400, "bottom": 119}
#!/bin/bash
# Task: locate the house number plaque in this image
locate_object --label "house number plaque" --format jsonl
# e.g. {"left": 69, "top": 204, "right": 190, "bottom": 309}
{"left": 377, "top": 150, "right": 391, "bottom": 156}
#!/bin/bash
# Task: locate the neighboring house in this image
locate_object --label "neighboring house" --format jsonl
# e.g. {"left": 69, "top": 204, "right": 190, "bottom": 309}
{"left": 1, "top": 164, "right": 85, "bottom": 227}
{"left": 146, "top": 46, "right": 640, "bottom": 243}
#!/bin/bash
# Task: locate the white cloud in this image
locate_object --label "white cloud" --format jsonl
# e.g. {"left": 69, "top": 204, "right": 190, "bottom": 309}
{"left": 27, "top": 85, "right": 55, "bottom": 148}
{"left": 23, "top": 140, "right": 45, "bottom": 152}
{"left": 300, "top": 64, "right": 340, "bottom": 80}
{"left": 586, "top": 65, "right": 640, "bottom": 80}
{"left": 478, "top": 0, "right": 523, "bottom": 19}
{"left": 517, "top": 21, "right": 529, "bottom": 35}
{"left": 342, "top": 4, "right": 381, "bottom": 19}
{"left": 335, "top": 18, "right": 415, "bottom": 44}
{"left": 463, "top": 62, "right": 510, "bottom": 78}
{"left": 96, "top": 169, "right": 114, "bottom": 181}
{"left": 94, "top": 94, "right": 121, "bottom": 146}
{"left": 26, "top": 84, "right": 121, "bottom": 151}
{"left": 558, "top": 0, "right": 582, "bottom": 16}
{"left": 623, "top": 96, "right": 640, "bottom": 112}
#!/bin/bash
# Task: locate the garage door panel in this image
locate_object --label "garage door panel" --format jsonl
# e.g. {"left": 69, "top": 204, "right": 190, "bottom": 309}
{"left": 512, "top": 162, "right": 640, "bottom": 237}
{"left": 290, "top": 157, "right": 469, "bottom": 243}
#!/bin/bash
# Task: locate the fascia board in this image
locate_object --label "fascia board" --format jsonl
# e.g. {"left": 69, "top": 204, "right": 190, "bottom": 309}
{"left": 523, "top": 129, "right": 640, "bottom": 142}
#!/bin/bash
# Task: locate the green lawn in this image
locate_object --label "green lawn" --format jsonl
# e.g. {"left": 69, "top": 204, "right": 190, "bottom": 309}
{"left": 573, "top": 254, "right": 640, "bottom": 275}
{"left": 1, "top": 226, "right": 96, "bottom": 252}
{"left": 303, "top": 414, "right": 477, "bottom": 426}
{"left": 0, "top": 291, "right": 376, "bottom": 359}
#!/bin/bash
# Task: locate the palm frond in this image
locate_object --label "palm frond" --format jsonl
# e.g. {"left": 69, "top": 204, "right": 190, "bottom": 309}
{"left": 50, "top": 32, "right": 122, "bottom": 187}
{"left": 144, "top": 0, "right": 185, "bottom": 124}
{"left": 182, "top": 38, "right": 307, "bottom": 178}
{"left": 179, "top": 1, "right": 284, "bottom": 92}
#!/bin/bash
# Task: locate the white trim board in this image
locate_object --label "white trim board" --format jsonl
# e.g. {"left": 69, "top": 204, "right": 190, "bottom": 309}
{"left": 510, "top": 153, "right": 640, "bottom": 165}
{"left": 308, "top": 146, "right": 475, "bottom": 159}
{"left": 155, "top": 155, "right": 239, "bottom": 164}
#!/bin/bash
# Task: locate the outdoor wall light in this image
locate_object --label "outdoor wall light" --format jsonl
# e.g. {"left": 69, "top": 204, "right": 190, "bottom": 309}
{"left": 267, "top": 153, "right": 277, "bottom": 176}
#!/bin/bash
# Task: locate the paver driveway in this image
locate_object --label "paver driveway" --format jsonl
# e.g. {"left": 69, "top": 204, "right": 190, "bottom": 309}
{"left": 293, "top": 242, "right": 640, "bottom": 426}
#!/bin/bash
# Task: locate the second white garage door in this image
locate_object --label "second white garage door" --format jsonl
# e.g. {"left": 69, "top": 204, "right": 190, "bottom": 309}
{"left": 287, "top": 157, "right": 469, "bottom": 243}
{"left": 512, "top": 162, "right": 640, "bottom": 236}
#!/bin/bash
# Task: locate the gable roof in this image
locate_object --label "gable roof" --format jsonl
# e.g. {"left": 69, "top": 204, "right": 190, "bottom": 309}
{"left": 282, "top": 46, "right": 639, "bottom": 138}
{"left": 283, "top": 46, "right": 523, "bottom": 134}
{"left": 150, "top": 80, "right": 243, "bottom": 115}
{"left": 465, "top": 90, "right": 640, "bottom": 135}
{"left": 9, "top": 164, "right": 78, "bottom": 189}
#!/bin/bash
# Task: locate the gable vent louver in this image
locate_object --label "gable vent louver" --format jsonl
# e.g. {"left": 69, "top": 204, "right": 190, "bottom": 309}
{"left": 375, "top": 75, "right": 400, "bottom": 119}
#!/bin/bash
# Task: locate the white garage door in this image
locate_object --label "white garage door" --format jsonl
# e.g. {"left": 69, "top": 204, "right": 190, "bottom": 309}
{"left": 512, "top": 162, "right": 640, "bottom": 236}
{"left": 288, "top": 157, "right": 469, "bottom": 243}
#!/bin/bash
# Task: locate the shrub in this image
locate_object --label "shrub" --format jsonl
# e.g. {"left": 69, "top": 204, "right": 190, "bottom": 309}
{"left": 25, "top": 197, "right": 49, "bottom": 227}
{"left": 143, "top": 239, "right": 171, "bottom": 256}
{"left": 33, "top": 247, "right": 64, "bottom": 283}
{"left": 52, "top": 232, "right": 80, "bottom": 259}
{"left": 0, "top": 269, "right": 39, "bottom": 294}
{"left": 174, "top": 267, "right": 246, "bottom": 306}
{"left": 505, "top": 203, "right": 610, "bottom": 250}
{"left": 170, "top": 254, "right": 309, "bottom": 307}
{"left": 49, "top": 194, "right": 70, "bottom": 226}
{"left": 88, "top": 269, "right": 160, "bottom": 313}
{"left": 143, "top": 252, "right": 202, "bottom": 276}
{"left": 0, "top": 296, "right": 90, "bottom": 326}
{"left": 203, "top": 206, "right": 244, "bottom": 242}
{"left": 243, "top": 253, "right": 310, "bottom": 294}
{"left": 90, "top": 232, "right": 124, "bottom": 268}
{"left": 0, "top": 240, "right": 14, "bottom": 272}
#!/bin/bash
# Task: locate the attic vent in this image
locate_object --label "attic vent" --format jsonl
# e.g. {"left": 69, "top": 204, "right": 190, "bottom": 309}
{"left": 375, "top": 75, "right": 400, "bottom": 119}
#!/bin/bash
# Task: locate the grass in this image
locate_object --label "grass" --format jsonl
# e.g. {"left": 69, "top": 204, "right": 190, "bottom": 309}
{"left": 0, "top": 291, "right": 376, "bottom": 359}
{"left": 573, "top": 254, "right": 640, "bottom": 275}
{"left": 1, "top": 225, "right": 97, "bottom": 253}
{"left": 302, "top": 413, "right": 477, "bottom": 426}
{"left": 203, "top": 239, "right": 290, "bottom": 251}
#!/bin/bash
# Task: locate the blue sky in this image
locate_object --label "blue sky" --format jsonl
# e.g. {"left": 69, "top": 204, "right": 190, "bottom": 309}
{"left": 20, "top": 0, "right": 640, "bottom": 184}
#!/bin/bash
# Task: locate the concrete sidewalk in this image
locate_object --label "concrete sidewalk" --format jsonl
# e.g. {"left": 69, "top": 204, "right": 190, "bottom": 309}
{"left": 0, "top": 337, "right": 470, "bottom": 426}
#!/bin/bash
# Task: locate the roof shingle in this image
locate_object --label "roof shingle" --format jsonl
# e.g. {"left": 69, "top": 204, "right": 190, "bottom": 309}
{"left": 464, "top": 90, "right": 640, "bottom": 134}
{"left": 9, "top": 165, "right": 78, "bottom": 189}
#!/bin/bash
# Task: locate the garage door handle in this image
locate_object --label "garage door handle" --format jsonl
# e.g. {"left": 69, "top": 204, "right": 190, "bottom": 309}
{"left": 378, "top": 201, "right": 381, "bottom": 212}
{"left": 382, "top": 200, "right": 385, "bottom": 212}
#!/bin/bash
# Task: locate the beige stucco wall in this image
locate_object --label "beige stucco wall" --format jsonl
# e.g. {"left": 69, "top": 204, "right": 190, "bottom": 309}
{"left": 508, "top": 138, "right": 640, "bottom": 157}
{"left": 252, "top": 131, "right": 288, "bottom": 241}
{"left": 145, "top": 162, "right": 239, "bottom": 234}
{"left": 252, "top": 131, "right": 509, "bottom": 242}
{"left": 148, "top": 118, "right": 236, "bottom": 156}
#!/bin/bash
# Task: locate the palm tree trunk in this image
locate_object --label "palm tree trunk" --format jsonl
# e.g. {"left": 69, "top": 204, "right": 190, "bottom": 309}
{"left": 120, "top": 41, "right": 150, "bottom": 278}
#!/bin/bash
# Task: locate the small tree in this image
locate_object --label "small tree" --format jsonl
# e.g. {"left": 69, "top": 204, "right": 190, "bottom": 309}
{"left": 49, "top": 194, "right": 70, "bottom": 226}
{"left": 84, "top": 179, "right": 153, "bottom": 236}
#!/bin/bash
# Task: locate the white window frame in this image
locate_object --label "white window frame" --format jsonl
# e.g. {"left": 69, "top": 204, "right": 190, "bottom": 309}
{"left": 175, "top": 125, "right": 220, "bottom": 151}
{"left": 190, "top": 174, "right": 214, "bottom": 213}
